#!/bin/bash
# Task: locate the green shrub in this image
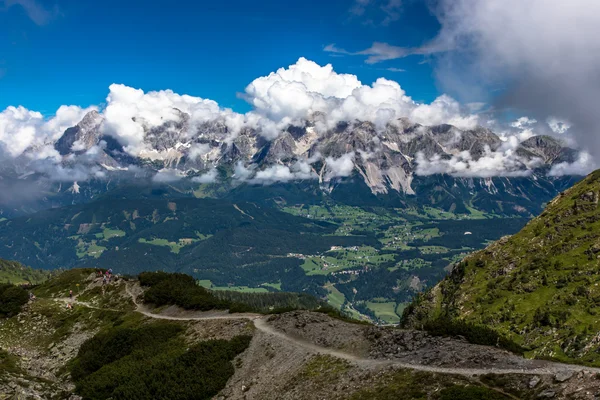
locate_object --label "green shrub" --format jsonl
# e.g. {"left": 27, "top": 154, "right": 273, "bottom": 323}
{"left": 139, "top": 271, "right": 330, "bottom": 315}
{"left": 215, "top": 290, "right": 325, "bottom": 313}
{"left": 140, "top": 272, "right": 229, "bottom": 311}
{"left": 71, "top": 323, "right": 184, "bottom": 381}
{"left": 423, "top": 317, "right": 526, "bottom": 355}
{"left": 0, "top": 284, "right": 28, "bottom": 317}
{"left": 0, "top": 348, "right": 20, "bottom": 375}
{"left": 71, "top": 322, "right": 251, "bottom": 400}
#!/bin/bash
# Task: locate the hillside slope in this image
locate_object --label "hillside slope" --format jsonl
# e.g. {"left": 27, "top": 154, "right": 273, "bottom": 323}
{"left": 403, "top": 169, "right": 600, "bottom": 365}
{"left": 3, "top": 269, "right": 600, "bottom": 399}
{"left": 0, "top": 258, "right": 52, "bottom": 285}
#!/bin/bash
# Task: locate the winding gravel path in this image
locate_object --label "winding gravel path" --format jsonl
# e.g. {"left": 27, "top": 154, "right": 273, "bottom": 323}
{"left": 97, "top": 284, "right": 600, "bottom": 377}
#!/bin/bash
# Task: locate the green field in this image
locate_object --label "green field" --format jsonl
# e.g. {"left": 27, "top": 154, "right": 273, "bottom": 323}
{"left": 282, "top": 203, "right": 526, "bottom": 324}
{"left": 261, "top": 282, "right": 282, "bottom": 291}
{"left": 75, "top": 240, "right": 107, "bottom": 259}
{"left": 366, "top": 301, "right": 401, "bottom": 324}
{"left": 97, "top": 228, "right": 126, "bottom": 240}
{"left": 138, "top": 237, "right": 199, "bottom": 254}
{"left": 326, "top": 285, "right": 346, "bottom": 310}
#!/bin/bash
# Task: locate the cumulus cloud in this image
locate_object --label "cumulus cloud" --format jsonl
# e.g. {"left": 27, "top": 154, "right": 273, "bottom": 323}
{"left": 0, "top": 58, "right": 484, "bottom": 170}
{"left": 547, "top": 118, "right": 571, "bottom": 135}
{"left": 104, "top": 84, "right": 221, "bottom": 156}
{"left": 192, "top": 168, "right": 218, "bottom": 184}
{"left": 325, "top": 152, "right": 356, "bottom": 180}
{"left": 427, "top": 0, "right": 600, "bottom": 158}
{"left": 0, "top": 53, "right": 591, "bottom": 186}
{"left": 411, "top": 95, "right": 478, "bottom": 129}
{"left": 415, "top": 147, "right": 538, "bottom": 178}
{"left": 188, "top": 143, "right": 212, "bottom": 160}
{"left": 549, "top": 152, "right": 596, "bottom": 177}
{"left": 250, "top": 161, "right": 316, "bottom": 185}
{"left": 245, "top": 58, "right": 477, "bottom": 131}
{"left": 332, "top": 0, "right": 600, "bottom": 163}
{"left": 0, "top": 104, "right": 94, "bottom": 157}
{"left": 244, "top": 57, "right": 362, "bottom": 122}
{"left": 233, "top": 161, "right": 255, "bottom": 181}
{"left": 152, "top": 168, "right": 185, "bottom": 183}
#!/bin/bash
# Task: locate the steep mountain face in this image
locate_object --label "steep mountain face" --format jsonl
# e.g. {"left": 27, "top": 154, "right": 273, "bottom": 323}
{"left": 403, "top": 169, "right": 600, "bottom": 366}
{"left": 23, "top": 111, "right": 576, "bottom": 211}
{"left": 54, "top": 110, "right": 104, "bottom": 156}
{"left": 517, "top": 135, "right": 578, "bottom": 164}
{"left": 0, "top": 109, "right": 583, "bottom": 220}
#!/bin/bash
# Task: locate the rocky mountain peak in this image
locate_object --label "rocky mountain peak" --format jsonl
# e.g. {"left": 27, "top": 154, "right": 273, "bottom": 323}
{"left": 518, "top": 135, "right": 577, "bottom": 164}
{"left": 47, "top": 112, "right": 583, "bottom": 200}
{"left": 54, "top": 110, "right": 104, "bottom": 156}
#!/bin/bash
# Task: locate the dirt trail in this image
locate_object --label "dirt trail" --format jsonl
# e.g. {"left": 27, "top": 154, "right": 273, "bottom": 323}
{"left": 112, "top": 284, "right": 600, "bottom": 377}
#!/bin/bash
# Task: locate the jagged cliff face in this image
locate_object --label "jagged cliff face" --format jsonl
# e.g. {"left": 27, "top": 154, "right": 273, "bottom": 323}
{"left": 0, "top": 109, "right": 582, "bottom": 218}
{"left": 52, "top": 110, "right": 577, "bottom": 192}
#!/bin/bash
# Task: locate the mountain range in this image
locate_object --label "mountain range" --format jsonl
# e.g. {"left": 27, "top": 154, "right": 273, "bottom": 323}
{"left": 0, "top": 109, "right": 582, "bottom": 219}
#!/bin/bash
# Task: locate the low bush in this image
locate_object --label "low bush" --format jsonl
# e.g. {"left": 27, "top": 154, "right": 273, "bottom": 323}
{"left": 71, "top": 322, "right": 251, "bottom": 400}
{"left": 0, "top": 348, "right": 20, "bottom": 375}
{"left": 0, "top": 284, "right": 28, "bottom": 317}
{"left": 423, "top": 317, "right": 527, "bottom": 355}
{"left": 139, "top": 271, "right": 331, "bottom": 315}
{"left": 140, "top": 272, "right": 230, "bottom": 311}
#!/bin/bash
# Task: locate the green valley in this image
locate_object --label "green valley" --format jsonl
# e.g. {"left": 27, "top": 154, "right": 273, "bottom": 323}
{"left": 0, "top": 195, "right": 528, "bottom": 324}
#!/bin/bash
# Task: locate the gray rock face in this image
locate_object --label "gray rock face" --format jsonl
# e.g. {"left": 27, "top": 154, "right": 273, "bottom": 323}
{"left": 554, "top": 370, "right": 574, "bottom": 382}
{"left": 55, "top": 110, "right": 104, "bottom": 155}
{"left": 518, "top": 135, "right": 578, "bottom": 164}
{"left": 529, "top": 376, "right": 541, "bottom": 388}
{"left": 45, "top": 113, "right": 583, "bottom": 208}
{"left": 142, "top": 108, "right": 190, "bottom": 152}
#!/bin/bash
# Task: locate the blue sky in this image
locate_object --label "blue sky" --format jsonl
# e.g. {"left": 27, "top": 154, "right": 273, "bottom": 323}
{"left": 0, "top": 0, "right": 441, "bottom": 114}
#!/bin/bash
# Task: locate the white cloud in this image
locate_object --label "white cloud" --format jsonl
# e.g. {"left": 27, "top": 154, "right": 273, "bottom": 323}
{"left": 415, "top": 147, "right": 538, "bottom": 178}
{"left": 428, "top": 0, "right": 600, "bottom": 155}
{"left": 250, "top": 161, "right": 316, "bottom": 185}
{"left": 325, "top": 41, "right": 449, "bottom": 64}
{"left": 547, "top": 117, "right": 571, "bottom": 135}
{"left": 245, "top": 58, "right": 477, "bottom": 132}
{"left": 331, "top": 0, "right": 600, "bottom": 159}
{"left": 0, "top": 54, "right": 590, "bottom": 185}
{"left": 549, "top": 152, "right": 595, "bottom": 176}
{"left": 103, "top": 84, "right": 248, "bottom": 156}
{"left": 411, "top": 95, "right": 478, "bottom": 129}
{"left": 188, "top": 143, "right": 212, "bottom": 160}
{"left": 233, "top": 161, "right": 254, "bottom": 181}
{"left": 152, "top": 168, "right": 185, "bottom": 183}
{"left": 192, "top": 168, "right": 218, "bottom": 184}
{"left": 511, "top": 117, "right": 537, "bottom": 129}
{"left": 0, "top": 104, "right": 93, "bottom": 157}
{"left": 244, "top": 57, "right": 362, "bottom": 122}
{"left": 325, "top": 152, "right": 355, "bottom": 180}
